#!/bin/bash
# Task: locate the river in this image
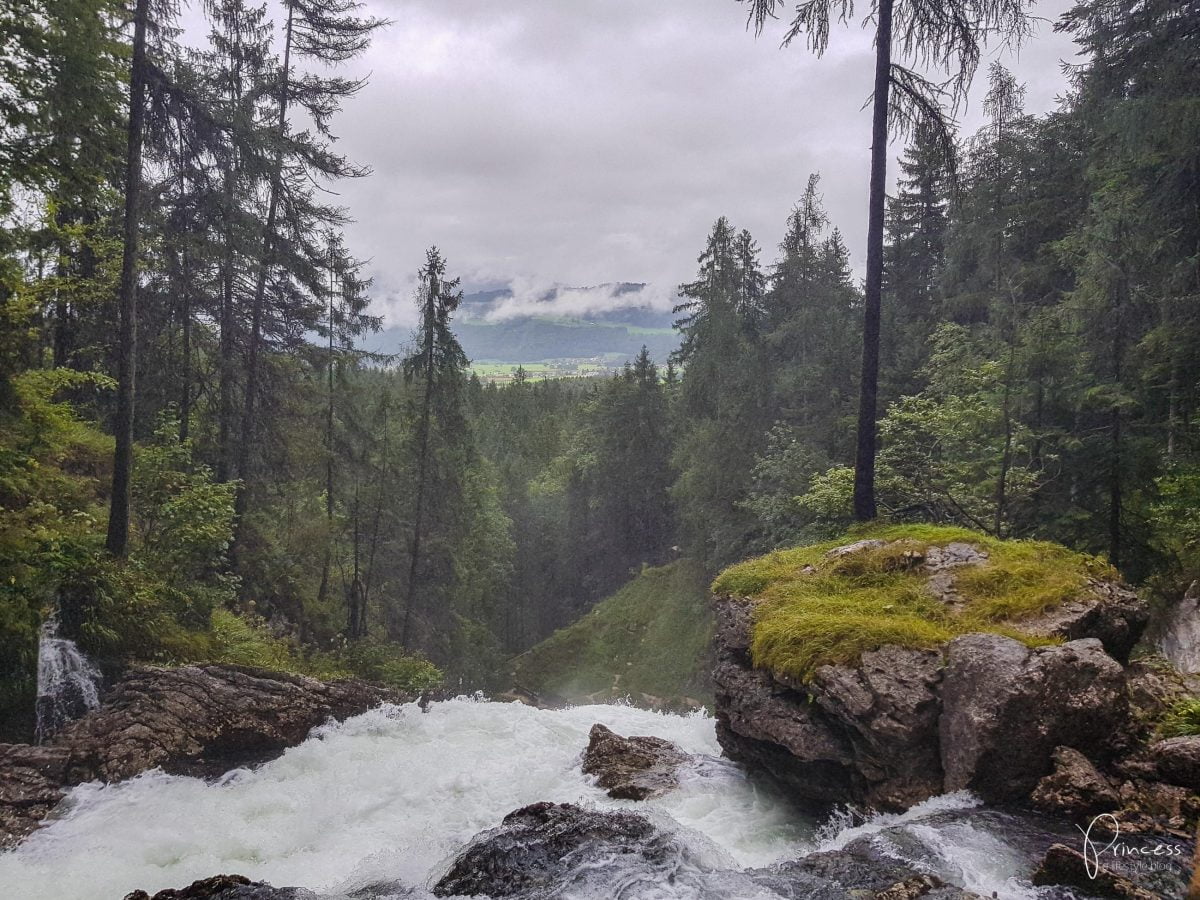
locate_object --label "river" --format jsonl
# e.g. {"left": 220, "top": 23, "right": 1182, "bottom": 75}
{"left": 0, "top": 697, "right": 1052, "bottom": 899}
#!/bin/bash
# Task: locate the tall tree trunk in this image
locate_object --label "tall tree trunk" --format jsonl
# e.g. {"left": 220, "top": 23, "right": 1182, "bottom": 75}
{"left": 179, "top": 248, "right": 191, "bottom": 443}
{"left": 233, "top": 1, "right": 295, "bottom": 539}
{"left": 317, "top": 238, "right": 336, "bottom": 611}
{"left": 852, "top": 0, "right": 893, "bottom": 522}
{"left": 400, "top": 279, "right": 438, "bottom": 649}
{"left": 1110, "top": 269, "right": 1125, "bottom": 569}
{"left": 216, "top": 12, "right": 244, "bottom": 483}
{"left": 105, "top": 0, "right": 150, "bottom": 558}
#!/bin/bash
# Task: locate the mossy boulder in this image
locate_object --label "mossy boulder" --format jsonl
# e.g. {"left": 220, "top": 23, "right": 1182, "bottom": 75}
{"left": 712, "top": 526, "right": 1151, "bottom": 811}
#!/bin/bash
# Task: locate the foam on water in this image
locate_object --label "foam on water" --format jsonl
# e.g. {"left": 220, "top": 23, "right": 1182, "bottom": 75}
{"left": 0, "top": 698, "right": 1039, "bottom": 900}
{"left": 0, "top": 699, "right": 810, "bottom": 899}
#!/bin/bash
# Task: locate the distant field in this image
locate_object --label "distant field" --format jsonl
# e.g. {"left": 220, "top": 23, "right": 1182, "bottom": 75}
{"left": 469, "top": 361, "right": 612, "bottom": 383}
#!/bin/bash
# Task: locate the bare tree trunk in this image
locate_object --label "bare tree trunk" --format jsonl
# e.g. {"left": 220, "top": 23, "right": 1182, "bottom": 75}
{"left": 105, "top": 0, "right": 150, "bottom": 558}
{"left": 852, "top": 0, "right": 893, "bottom": 522}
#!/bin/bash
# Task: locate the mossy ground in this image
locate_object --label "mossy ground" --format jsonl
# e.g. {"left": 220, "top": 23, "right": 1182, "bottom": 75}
{"left": 712, "top": 524, "right": 1118, "bottom": 683}
{"left": 508, "top": 559, "right": 713, "bottom": 707}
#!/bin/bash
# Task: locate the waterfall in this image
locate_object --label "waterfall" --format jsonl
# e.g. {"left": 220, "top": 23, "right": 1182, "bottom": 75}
{"left": 34, "top": 617, "right": 102, "bottom": 743}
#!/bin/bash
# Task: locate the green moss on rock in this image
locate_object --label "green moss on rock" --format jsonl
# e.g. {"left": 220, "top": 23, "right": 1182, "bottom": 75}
{"left": 713, "top": 524, "right": 1117, "bottom": 683}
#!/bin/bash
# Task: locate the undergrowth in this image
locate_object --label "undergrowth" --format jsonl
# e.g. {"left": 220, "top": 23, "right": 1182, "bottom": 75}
{"left": 713, "top": 524, "right": 1116, "bottom": 682}
{"left": 1159, "top": 698, "right": 1200, "bottom": 738}
{"left": 203, "top": 608, "right": 442, "bottom": 694}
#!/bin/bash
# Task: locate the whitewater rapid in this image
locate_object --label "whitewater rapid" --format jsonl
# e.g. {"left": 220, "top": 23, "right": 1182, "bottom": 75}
{"left": 0, "top": 698, "right": 1042, "bottom": 900}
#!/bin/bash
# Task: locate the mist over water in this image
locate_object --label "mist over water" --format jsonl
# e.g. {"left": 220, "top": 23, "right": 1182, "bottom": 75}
{"left": 0, "top": 699, "right": 1039, "bottom": 900}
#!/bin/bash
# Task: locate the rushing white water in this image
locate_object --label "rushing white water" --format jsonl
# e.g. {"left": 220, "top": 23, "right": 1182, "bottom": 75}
{"left": 0, "top": 698, "right": 1044, "bottom": 900}
{"left": 34, "top": 619, "right": 102, "bottom": 743}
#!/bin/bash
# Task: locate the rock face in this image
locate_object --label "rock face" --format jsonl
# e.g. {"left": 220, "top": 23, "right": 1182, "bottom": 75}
{"left": 580, "top": 723, "right": 688, "bottom": 800}
{"left": 0, "top": 664, "right": 398, "bottom": 846}
{"left": 940, "top": 635, "right": 1129, "bottom": 802}
{"left": 713, "top": 538, "right": 1154, "bottom": 812}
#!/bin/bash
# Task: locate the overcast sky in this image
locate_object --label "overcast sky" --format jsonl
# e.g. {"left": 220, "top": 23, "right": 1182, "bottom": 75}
{"left": 255, "top": 0, "right": 1084, "bottom": 327}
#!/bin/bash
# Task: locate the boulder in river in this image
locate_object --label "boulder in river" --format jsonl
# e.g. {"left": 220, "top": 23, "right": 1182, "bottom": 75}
{"left": 123, "top": 874, "right": 317, "bottom": 900}
{"left": 433, "top": 800, "right": 980, "bottom": 899}
{"left": 580, "top": 722, "right": 689, "bottom": 800}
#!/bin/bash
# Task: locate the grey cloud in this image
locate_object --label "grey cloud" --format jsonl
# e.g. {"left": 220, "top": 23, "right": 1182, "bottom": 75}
{"left": 228, "top": 0, "right": 1083, "bottom": 328}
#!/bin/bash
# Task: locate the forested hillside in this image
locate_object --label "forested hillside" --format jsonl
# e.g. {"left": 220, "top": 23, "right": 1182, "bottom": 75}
{"left": 2, "top": 0, "right": 1198, "bottom": 746}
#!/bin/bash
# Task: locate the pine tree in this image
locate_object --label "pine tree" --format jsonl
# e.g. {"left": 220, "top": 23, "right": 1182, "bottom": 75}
{"left": 400, "top": 247, "right": 471, "bottom": 649}
{"left": 744, "top": 0, "right": 1033, "bottom": 521}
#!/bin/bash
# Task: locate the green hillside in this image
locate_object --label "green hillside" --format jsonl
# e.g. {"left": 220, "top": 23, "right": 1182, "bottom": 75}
{"left": 507, "top": 559, "right": 713, "bottom": 710}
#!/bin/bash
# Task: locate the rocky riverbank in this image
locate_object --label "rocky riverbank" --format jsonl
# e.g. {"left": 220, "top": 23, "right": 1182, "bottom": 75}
{"left": 712, "top": 530, "right": 1200, "bottom": 894}
{"left": 0, "top": 664, "right": 399, "bottom": 845}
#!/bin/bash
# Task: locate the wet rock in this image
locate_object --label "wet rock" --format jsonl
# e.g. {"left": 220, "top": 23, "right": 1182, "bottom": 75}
{"left": 1032, "top": 843, "right": 1158, "bottom": 900}
{"left": 1031, "top": 746, "right": 1121, "bottom": 818}
{"left": 752, "top": 837, "right": 977, "bottom": 899}
{"left": 1114, "top": 777, "right": 1200, "bottom": 834}
{"left": 431, "top": 801, "right": 705, "bottom": 898}
{"left": 0, "top": 743, "right": 70, "bottom": 846}
{"left": 1147, "top": 736, "right": 1200, "bottom": 792}
{"left": 0, "top": 664, "right": 400, "bottom": 846}
{"left": 580, "top": 723, "right": 688, "bottom": 800}
{"left": 60, "top": 664, "right": 399, "bottom": 782}
{"left": 436, "top": 801, "right": 979, "bottom": 900}
{"left": 123, "top": 874, "right": 316, "bottom": 900}
{"left": 940, "top": 635, "right": 1128, "bottom": 803}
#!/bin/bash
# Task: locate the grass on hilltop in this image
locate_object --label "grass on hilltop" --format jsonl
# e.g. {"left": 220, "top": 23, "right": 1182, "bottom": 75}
{"left": 712, "top": 524, "right": 1118, "bottom": 683}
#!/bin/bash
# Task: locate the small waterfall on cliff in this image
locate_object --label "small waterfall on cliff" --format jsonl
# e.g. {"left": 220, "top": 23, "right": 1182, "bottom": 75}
{"left": 34, "top": 617, "right": 102, "bottom": 743}
{"left": 0, "top": 699, "right": 1077, "bottom": 900}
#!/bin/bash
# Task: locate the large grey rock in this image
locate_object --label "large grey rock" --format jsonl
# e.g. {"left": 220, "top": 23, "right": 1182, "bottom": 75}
{"left": 1032, "top": 844, "right": 1158, "bottom": 900}
{"left": 940, "top": 635, "right": 1128, "bottom": 803}
{"left": 580, "top": 723, "right": 688, "bottom": 800}
{"left": 432, "top": 801, "right": 709, "bottom": 898}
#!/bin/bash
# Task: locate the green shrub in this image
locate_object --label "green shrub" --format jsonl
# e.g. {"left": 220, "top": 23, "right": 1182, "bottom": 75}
{"left": 1159, "top": 698, "right": 1200, "bottom": 738}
